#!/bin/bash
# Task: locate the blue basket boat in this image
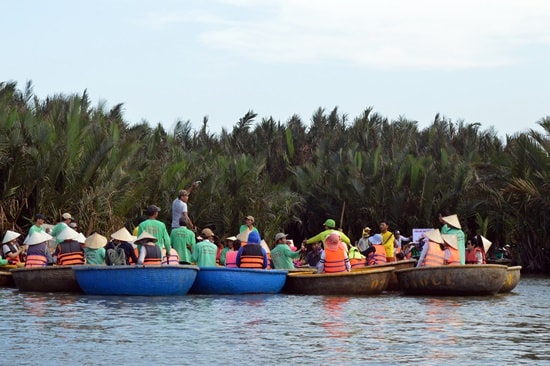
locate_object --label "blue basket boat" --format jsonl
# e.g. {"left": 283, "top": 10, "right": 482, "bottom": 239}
{"left": 73, "top": 265, "right": 199, "bottom": 296}
{"left": 189, "top": 267, "right": 287, "bottom": 295}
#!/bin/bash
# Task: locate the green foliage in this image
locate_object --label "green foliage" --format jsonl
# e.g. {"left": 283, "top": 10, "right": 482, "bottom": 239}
{"left": 1, "top": 81, "right": 549, "bottom": 272}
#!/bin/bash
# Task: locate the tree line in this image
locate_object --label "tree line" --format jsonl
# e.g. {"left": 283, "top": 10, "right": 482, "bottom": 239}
{"left": 1, "top": 81, "right": 549, "bottom": 272}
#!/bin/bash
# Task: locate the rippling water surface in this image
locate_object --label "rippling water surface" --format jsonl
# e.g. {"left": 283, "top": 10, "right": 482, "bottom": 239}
{"left": 1, "top": 277, "right": 548, "bottom": 365}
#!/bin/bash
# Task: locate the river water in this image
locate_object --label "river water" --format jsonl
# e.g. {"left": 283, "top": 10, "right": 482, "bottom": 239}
{"left": 1, "top": 276, "right": 548, "bottom": 365}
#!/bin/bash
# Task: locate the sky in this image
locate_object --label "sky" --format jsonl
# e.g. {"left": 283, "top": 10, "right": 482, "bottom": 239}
{"left": 2, "top": 0, "right": 550, "bottom": 139}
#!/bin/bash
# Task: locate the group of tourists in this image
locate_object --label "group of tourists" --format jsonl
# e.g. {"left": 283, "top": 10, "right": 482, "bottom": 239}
{"left": 1, "top": 184, "right": 498, "bottom": 275}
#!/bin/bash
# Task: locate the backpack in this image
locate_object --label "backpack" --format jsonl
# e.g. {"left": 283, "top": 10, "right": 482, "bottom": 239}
{"left": 106, "top": 244, "right": 127, "bottom": 265}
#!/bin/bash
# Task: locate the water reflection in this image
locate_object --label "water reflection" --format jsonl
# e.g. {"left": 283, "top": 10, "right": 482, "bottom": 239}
{"left": 0, "top": 278, "right": 548, "bottom": 365}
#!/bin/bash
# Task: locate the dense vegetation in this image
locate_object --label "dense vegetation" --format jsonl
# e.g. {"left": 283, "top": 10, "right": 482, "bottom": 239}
{"left": 1, "top": 81, "right": 549, "bottom": 272}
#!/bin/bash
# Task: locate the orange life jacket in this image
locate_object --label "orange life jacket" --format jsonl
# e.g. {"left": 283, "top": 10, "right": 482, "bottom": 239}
{"left": 420, "top": 241, "right": 445, "bottom": 267}
{"left": 25, "top": 254, "right": 48, "bottom": 267}
{"left": 143, "top": 245, "right": 162, "bottom": 265}
{"left": 3, "top": 243, "right": 21, "bottom": 265}
{"left": 322, "top": 247, "right": 348, "bottom": 273}
{"left": 445, "top": 246, "right": 461, "bottom": 265}
{"left": 465, "top": 249, "right": 476, "bottom": 264}
{"left": 368, "top": 244, "right": 387, "bottom": 266}
{"left": 57, "top": 241, "right": 85, "bottom": 266}
{"left": 225, "top": 251, "right": 238, "bottom": 268}
{"left": 350, "top": 257, "right": 367, "bottom": 269}
{"left": 162, "top": 249, "right": 180, "bottom": 265}
{"left": 238, "top": 244, "right": 266, "bottom": 269}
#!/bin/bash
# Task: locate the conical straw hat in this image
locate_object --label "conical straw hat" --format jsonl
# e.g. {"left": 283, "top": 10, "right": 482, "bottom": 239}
{"left": 111, "top": 227, "right": 136, "bottom": 242}
{"left": 441, "top": 234, "right": 458, "bottom": 249}
{"left": 260, "top": 239, "right": 270, "bottom": 253}
{"left": 24, "top": 231, "right": 53, "bottom": 246}
{"left": 236, "top": 231, "right": 249, "bottom": 243}
{"left": 442, "top": 214, "right": 462, "bottom": 229}
{"left": 424, "top": 230, "right": 444, "bottom": 244}
{"left": 134, "top": 231, "right": 158, "bottom": 244}
{"left": 76, "top": 233, "right": 86, "bottom": 244}
{"left": 480, "top": 235, "right": 492, "bottom": 253}
{"left": 57, "top": 227, "right": 80, "bottom": 242}
{"left": 2, "top": 230, "right": 21, "bottom": 244}
{"left": 85, "top": 233, "right": 108, "bottom": 249}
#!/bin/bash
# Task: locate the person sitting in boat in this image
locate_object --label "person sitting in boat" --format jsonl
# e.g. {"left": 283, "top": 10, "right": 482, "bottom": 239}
{"left": 465, "top": 239, "right": 477, "bottom": 264}
{"left": 219, "top": 236, "right": 236, "bottom": 266}
{"left": 403, "top": 242, "right": 418, "bottom": 260}
{"left": 54, "top": 227, "right": 85, "bottom": 266}
{"left": 170, "top": 218, "right": 196, "bottom": 264}
{"left": 348, "top": 246, "right": 367, "bottom": 269}
{"left": 394, "top": 230, "right": 411, "bottom": 258}
{"left": 83, "top": 232, "right": 107, "bottom": 265}
{"left": 192, "top": 228, "right": 218, "bottom": 267}
{"left": 105, "top": 227, "right": 138, "bottom": 265}
{"left": 135, "top": 231, "right": 162, "bottom": 265}
{"left": 271, "top": 233, "right": 304, "bottom": 269}
{"left": 303, "top": 219, "right": 352, "bottom": 250}
{"left": 439, "top": 212, "right": 466, "bottom": 265}
{"left": 466, "top": 235, "right": 487, "bottom": 264}
{"left": 225, "top": 239, "right": 241, "bottom": 268}
{"left": 305, "top": 242, "right": 323, "bottom": 267}
{"left": 24, "top": 231, "right": 54, "bottom": 267}
{"left": 366, "top": 234, "right": 385, "bottom": 266}
{"left": 2, "top": 230, "right": 25, "bottom": 266}
{"left": 416, "top": 230, "right": 446, "bottom": 267}
{"left": 239, "top": 215, "right": 259, "bottom": 234}
{"left": 356, "top": 226, "right": 371, "bottom": 256}
{"left": 442, "top": 234, "right": 461, "bottom": 265}
{"left": 236, "top": 231, "right": 268, "bottom": 269}
{"left": 317, "top": 232, "right": 351, "bottom": 273}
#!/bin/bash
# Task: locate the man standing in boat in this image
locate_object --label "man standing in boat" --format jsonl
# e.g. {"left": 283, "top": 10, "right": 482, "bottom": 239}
{"left": 138, "top": 205, "right": 171, "bottom": 260}
{"left": 379, "top": 220, "right": 397, "bottom": 262}
{"left": 303, "top": 218, "right": 351, "bottom": 248}
{"left": 171, "top": 181, "right": 200, "bottom": 231}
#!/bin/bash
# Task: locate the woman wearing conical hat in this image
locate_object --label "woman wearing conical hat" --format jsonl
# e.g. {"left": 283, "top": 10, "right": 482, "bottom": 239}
{"left": 104, "top": 227, "right": 138, "bottom": 265}
{"left": 24, "top": 231, "right": 54, "bottom": 267}
{"left": 439, "top": 211, "right": 466, "bottom": 265}
{"left": 2, "top": 230, "right": 25, "bottom": 266}
{"left": 442, "top": 234, "right": 461, "bottom": 265}
{"left": 416, "top": 230, "right": 446, "bottom": 268}
{"left": 84, "top": 233, "right": 107, "bottom": 265}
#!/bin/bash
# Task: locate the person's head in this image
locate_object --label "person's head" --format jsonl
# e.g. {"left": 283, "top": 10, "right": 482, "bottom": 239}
{"left": 467, "top": 238, "right": 474, "bottom": 250}
{"left": 2, "top": 230, "right": 21, "bottom": 245}
{"left": 395, "top": 230, "right": 401, "bottom": 237}
{"left": 201, "top": 228, "right": 215, "bottom": 242}
{"left": 245, "top": 216, "right": 255, "bottom": 226}
{"left": 247, "top": 230, "right": 261, "bottom": 245}
{"left": 69, "top": 220, "right": 78, "bottom": 230}
{"left": 178, "top": 189, "right": 190, "bottom": 202}
{"left": 134, "top": 231, "right": 158, "bottom": 246}
{"left": 362, "top": 227, "right": 371, "bottom": 237}
{"left": 226, "top": 236, "right": 237, "bottom": 248}
{"left": 35, "top": 214, "right": 46, "bottom": 225}
{"left": 233, "top": 239, "right": 242, "bottom": 251}
{"left": 369, "top": 234, "right": 383, "bottom": 245}
{"left": 145, "top": 205, "right": 161, "bottom": 218}
{"left": 325, "top": 233, "right": 340, "bottom": 248}
{"left": 111, "top": 227, "right": 136, "bottom": 244}
{"left": 379, "top": 220, "right": 389, "bottom": 233}
{"left": 323, "top": 219, "right": 336, "bottom": 229}
{"left": 61, "top": 212, "right": 72, "bottom": 223}
{"left": 312, "top": 242, "right": 322, "bottom": 252}
{"left": 274, "top": 232, "right": 287, "bottom": 245}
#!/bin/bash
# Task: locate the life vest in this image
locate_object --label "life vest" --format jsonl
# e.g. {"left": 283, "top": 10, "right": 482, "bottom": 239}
{"left": 322, "top": 247, "right": 348, "bottom": 273}
{"left": 162, "top": 249, "right": 180, "bottom": 265}
{"left": 465, "top": 249, "right": 476, "bottom": 264}
{"left": 445, "top": 246, "right": 461, "bottom": 265}
{"left": 225, "top": 251, "right": 238, "bottom": 268}
{"left": 266, "top": 252, "right": 272, "bottom": 270}
{"left": 420, "top": 241, "right": 445, "bottom": 267}
{"left": 348, "top": 247, "right": 366, "bottom": 269}
{"left": 57, "top": 241, "right": 85, "bottom": 266}
{"left": 144, "top": 245, "right": 162, "bottom": 265}
{"left": 25, "top": 254, "right": 48, "bottom": 267}
{"left": 4, "top": 243, "right": 21, "bottom": 265}
{"left": 238, "top": 244, "right": 266, "bottom": 269}
{"left": 368, "top": 244, "right": 387, "bottom": 266}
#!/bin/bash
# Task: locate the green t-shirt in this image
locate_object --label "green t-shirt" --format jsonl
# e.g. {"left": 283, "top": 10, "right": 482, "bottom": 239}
{"left": 305, "top": 229, "right": 351, "bottom": 246}
{"left": 28, "top": 224, "right": 45, "bottom": 237}
{"left": 191, "top": 240, "right": 218, "bottom": 267}
{"left": 170, "top": 226, "right": 196, "bottom": 263}
{"left": 441, "top": 224, "right": 466, "bottom": 265}
{"left": 51, "top": 222, "right": 68, "bottom": 244}
{"left": 219, "top": 247, "right": 231, "bottom": 265}
{"left": 138, "top": 219, "right": 171, "bottom": 254}
{"left": 84, "top": 247, "right": 106, "bottom": 265}
{"left": 270, "top": 243, "right": 301, "bottom": 269}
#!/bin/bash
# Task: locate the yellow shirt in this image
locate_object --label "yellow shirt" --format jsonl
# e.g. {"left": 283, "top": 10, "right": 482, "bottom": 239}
{"left": 381, "top": 231, "right": 395, "bottom": 258}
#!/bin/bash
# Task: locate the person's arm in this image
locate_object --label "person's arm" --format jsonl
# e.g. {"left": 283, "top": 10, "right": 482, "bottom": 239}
{"left": 416, "top": 243, "right": 429, "bottom": 267}
{"left": 287, "top": 246, "right": 302, "bottom": 259}
{"left": 163, "top": 227, "right": 171, "bottom": 255}
{"left": 137, "top": 246, "right": 146, "bottom": 264}
{"left": 339, "top": 232, "right": 351, "bottom": 245}
{"left": 3, "top": 244, "right": 21, "bottom": 259}
{"left": 444, "top": 248, "right": 450, "bottom": 264}
{"left": 317, "top": 251, "right": 326, "bottom": 273}
{"left": 475, "top": 250, "right": 483, "bottom": 264}
{"left": 306, "top": 231, "right": 326, "bottom": 245}
{"left": 262, "top": 248, "right": 268, "bottom": 269}
{"left": 128, "top": 244, "right": 139, "bottom": 264}
{"left": 236, "top": 247, "right": 243, "bottom": 267}
{"left": 344, "top": 251, "right": 351, "bottom": 272}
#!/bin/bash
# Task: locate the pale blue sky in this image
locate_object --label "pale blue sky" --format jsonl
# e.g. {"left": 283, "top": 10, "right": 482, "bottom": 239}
{"left": 2, "top": 0, "right": 549, "bottom": 138}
